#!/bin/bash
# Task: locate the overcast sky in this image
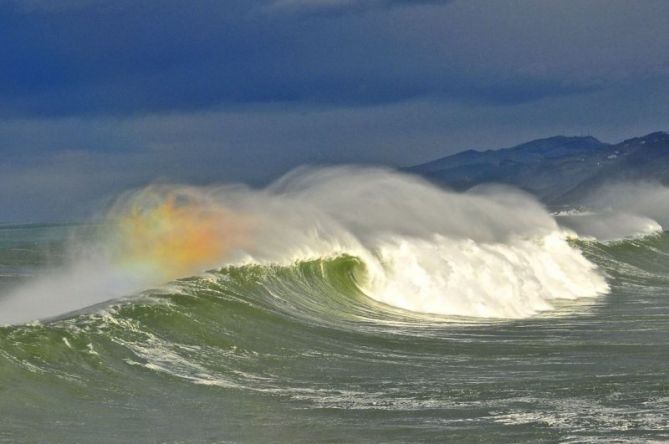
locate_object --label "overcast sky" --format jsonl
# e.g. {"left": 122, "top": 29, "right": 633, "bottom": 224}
{"left": 2, "top": 0, "right": 669, "bottom": 223}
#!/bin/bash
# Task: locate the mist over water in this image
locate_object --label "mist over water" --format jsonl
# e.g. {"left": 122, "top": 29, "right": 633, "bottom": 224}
{"left": 556, "top": 182, "right": 669, "bottom": 241}
{"left": 584, "top": 182, "right": 669, "bottom": 230}
{"left": 0, "top": 167, "right": 609, "bottom": 324}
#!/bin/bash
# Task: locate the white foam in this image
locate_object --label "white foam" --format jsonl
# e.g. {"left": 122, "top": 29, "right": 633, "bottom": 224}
{"left": 364, "top": 231, "right": 606, "bottom": 318}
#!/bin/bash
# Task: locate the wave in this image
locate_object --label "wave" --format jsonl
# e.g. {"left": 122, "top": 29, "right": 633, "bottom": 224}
{"left": 0, "top": 167, "right": 609, "bottom": 325}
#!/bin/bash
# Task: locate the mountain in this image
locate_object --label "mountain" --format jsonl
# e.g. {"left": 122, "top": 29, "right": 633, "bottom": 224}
{"left": 407, "top": 131, "right": 669, "bottom": 206}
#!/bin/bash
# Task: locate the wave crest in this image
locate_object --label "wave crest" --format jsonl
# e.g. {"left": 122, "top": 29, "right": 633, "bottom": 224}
{"left": 0, "top": 167, "right": 609, "bottom": 324}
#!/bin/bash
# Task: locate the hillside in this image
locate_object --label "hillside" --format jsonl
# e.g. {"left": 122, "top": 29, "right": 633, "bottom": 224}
{"left": 407, "top": 131, "right": 669, "bottom": 205}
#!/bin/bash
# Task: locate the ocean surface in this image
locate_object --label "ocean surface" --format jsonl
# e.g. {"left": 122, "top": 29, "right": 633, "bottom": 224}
{"left": 1, "top": 169, "right": 668, "bottom": 442}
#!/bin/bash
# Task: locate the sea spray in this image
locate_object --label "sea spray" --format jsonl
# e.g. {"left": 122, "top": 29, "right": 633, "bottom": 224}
{"left": 0, "top": 167, "right": 609, "bottom": 324}
{"left": 556, "top": 182, "right": 669, "bottom": 241}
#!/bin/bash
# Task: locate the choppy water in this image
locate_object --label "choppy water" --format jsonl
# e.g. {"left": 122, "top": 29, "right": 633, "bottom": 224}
{"left": 1, "top": 223, "right": 668, "bottom": 443}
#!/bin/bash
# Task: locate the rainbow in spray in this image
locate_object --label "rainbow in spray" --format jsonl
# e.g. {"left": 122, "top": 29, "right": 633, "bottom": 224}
{"left": 109, "top": 187, "right": 253, "bottom": 281}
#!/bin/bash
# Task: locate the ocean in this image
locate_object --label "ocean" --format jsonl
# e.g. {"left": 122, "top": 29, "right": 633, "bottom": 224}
{"left": 1, "top": 168, "right": 668, "bottom": 442}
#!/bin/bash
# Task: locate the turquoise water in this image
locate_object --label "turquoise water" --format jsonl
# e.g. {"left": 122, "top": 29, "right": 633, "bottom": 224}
{"left": 1, "top": 224, "right": 668, "bottom": 442}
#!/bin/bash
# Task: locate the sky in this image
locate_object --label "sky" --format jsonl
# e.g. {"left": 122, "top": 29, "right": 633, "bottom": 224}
{"left": 1, "top": 0, "right": 669, "bottom": 223}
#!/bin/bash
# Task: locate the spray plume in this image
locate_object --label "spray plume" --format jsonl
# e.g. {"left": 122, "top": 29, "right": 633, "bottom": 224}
{"left": 0, "top": 167, "right": 609, "bottom": 324}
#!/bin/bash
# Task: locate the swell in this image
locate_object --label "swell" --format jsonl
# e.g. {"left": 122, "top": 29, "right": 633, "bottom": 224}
{"left": 577, "top": 232, "right": 669, "bottom": 287}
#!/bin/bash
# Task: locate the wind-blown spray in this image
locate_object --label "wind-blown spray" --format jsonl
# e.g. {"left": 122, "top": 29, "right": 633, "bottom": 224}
{"left": 0, "top": 167, "right": 609, "bottom": 324}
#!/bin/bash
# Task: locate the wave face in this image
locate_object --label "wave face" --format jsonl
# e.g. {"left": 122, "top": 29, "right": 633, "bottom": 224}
{"left": 0, "top": 167, "right": 608, "bottom": 324}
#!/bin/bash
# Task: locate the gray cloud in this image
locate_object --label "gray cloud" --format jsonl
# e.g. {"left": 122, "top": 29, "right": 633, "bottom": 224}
{"left": 3, "top": 0, "right": 100, "bottom": 13}
{"left": 2, "top": 0, "right": 667, "bottom": 118}
{"left": 262, "top": 0, "right": 449, "bottom": 16}
{"left": 2, "top": 74, "right": 668, "bottom": 224}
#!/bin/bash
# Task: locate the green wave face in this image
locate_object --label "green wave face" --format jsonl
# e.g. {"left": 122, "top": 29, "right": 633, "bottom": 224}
{"left": 1, "top": 226, "right": 669, "bottom": 442}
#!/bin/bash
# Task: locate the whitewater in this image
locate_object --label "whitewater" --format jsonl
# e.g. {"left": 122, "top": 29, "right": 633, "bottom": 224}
{"left": 1, "top": 167, "right": 668, "bottom": 442}
{"left": 0, "top": 167, "right": 609, "bottom": 324}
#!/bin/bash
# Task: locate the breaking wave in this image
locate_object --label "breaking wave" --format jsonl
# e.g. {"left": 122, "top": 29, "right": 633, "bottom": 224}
{"left": 0, "top": 167, "right": 610, "bottom": 325}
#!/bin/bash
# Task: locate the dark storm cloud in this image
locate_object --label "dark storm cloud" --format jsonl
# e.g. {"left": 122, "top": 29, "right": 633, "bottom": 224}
{"left": 262, "top": 0, "right": 450, "bottom": 17}
{"left": 1, "top": 0, "right": 645, "bottom": 118}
